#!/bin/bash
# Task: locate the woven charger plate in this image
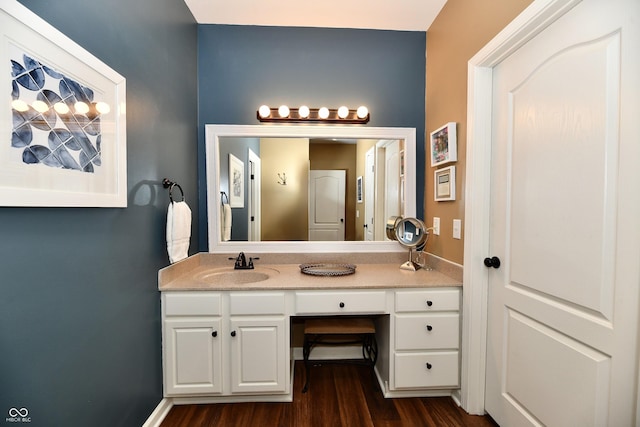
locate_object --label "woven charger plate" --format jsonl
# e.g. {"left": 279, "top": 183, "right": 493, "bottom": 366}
{"left": 299, "top": 263, "right": 357, "bottom": 276}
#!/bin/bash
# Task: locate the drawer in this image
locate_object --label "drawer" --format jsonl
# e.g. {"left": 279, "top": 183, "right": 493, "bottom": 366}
{"left": 164, "top": 292, "right": 222, "bottom": 316}
{"left": 229, "top": 292, "right": 286, "bottom": 315}
{"left": 395, "top": 289, "right": 460, "bottom": 313}
{"left": 394, "top": 351, "right": 459, "bottom": 389}
{"left": 395, "top": 314, "right": 460, "bottom": 350}
{"left": 295, "top": 291, "right": 387, "bottom": 314}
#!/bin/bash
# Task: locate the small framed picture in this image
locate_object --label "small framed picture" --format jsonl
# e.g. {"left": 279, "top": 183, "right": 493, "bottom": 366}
{"left": 434, "top": 166, "right": 456, "bottom": 202}
{"left": 356, "top": 176, "right": 363, "bottom": 203}
{"left": 229, "top": 153, "right": 244, "bottom": 208}
{"left": 400, "top": 150, "right": 405, "bottom": 177}
{"left": 430, "top": 122, "right": 457, "bottom": 167}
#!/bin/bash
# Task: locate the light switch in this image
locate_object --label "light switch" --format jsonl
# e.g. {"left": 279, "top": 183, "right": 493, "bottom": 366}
{"left": 453, "top": 219, "right": 462, "bottom": 239}
{"left": 433, "top": 217, "right": 440, "bottom": 235}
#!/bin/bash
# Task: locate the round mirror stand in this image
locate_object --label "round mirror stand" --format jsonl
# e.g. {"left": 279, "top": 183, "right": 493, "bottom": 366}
{"left": 389, "top": 217, "right": 430, "bottom": 271}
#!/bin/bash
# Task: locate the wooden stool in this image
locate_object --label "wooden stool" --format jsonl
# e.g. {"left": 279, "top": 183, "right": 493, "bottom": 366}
{"left": 302, "top": 317, "right": 378, "bottom": 393}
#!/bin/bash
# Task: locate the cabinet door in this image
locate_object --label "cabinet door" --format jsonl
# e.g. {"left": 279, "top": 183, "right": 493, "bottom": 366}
{"left": 229, "top": 317, "right": 288, "bottom": 394}
{"left": 164, "top": 318, "right": 222, "bottom": 395}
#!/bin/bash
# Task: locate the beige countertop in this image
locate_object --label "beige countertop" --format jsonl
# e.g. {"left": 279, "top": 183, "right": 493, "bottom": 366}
{"left": 159, "top": 253, "right": 462, "bottom": 291}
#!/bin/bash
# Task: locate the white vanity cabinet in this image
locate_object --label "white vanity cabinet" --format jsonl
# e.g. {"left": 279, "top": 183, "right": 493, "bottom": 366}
{"left": 162, "top": 291, "right": 290, "bottom": 399}
{"left": 392, "top": 289, "right": 461, "bottom": 390}
{"left": 228, "top": 292, "right": 289, "bottom": 394}
{"left": 162, "top": 292, "right": 223, "bottom": 395}
{"left": 161, "top": 285, "right": 461, "bottom": 401}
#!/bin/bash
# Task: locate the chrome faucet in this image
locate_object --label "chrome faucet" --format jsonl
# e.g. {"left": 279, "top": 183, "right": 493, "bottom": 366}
{"left": 231, "top": 252, "right": 259, "bottom": 269}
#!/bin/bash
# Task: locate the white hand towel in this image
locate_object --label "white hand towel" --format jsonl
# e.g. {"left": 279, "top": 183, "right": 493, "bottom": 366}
{"left": 221, "top": 203, "right": 232, "bottom": 241}
{"left": 167, "top": 201, "right": 191, "bottom": 263}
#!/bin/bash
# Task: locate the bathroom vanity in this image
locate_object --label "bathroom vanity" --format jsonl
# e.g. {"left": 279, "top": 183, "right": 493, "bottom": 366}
{"left": 159, "top": 253, "right": 462, "bottom": 404}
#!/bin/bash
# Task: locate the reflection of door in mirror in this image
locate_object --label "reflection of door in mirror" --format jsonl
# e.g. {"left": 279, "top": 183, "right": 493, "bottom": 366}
{"left": 248, "top": 149, "right": 261, "bottom": 241}
{"left": 364, "top": 147, "right": 375, "bottom": 241}
{"left": 309, "top": 170, "right": 345, "bottom": 241}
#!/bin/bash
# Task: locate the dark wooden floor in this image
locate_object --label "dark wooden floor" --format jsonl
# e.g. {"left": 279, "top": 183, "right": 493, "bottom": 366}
{"left": 160, "top": 361, "right": 498, "bottom": 427}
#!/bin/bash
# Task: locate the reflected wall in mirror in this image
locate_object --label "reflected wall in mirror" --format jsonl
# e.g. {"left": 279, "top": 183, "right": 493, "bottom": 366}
{"left": 206, "top": 125, "right": 416, "bottom": 253}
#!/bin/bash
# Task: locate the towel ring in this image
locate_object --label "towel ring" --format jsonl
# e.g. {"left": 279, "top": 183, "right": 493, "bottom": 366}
{"left": 162, "top": 178, "right": 185, "bottom": 203}
{"left": 221, "top": 191, "right": 229, "bottom": 205}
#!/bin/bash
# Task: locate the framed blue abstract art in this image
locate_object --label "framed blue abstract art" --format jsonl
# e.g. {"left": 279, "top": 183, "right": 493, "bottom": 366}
{"left": 1, "top": 1, "right": 127, "bottom": 207}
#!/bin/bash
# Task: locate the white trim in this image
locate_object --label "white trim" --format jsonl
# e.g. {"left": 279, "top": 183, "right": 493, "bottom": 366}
{"left": 205, "top": 124, "right": 416, "bottom": 253}
{"left": 141, "top": 398, "right": 173, "bottom": 427}
{"left": 460, "top": 0, "right": 582, "bottom": 415}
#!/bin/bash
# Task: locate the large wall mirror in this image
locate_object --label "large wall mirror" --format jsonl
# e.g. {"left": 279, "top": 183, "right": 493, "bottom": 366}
{"left": 205, "top": 124, "right": 416, "bottom": 253}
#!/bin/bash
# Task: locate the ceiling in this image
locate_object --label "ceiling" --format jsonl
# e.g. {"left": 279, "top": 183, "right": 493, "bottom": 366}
{"left": 183, "top": 0, "right": 448, "bottom": 31}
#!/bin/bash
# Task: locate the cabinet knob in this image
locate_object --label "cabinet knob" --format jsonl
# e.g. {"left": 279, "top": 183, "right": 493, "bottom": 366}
{"left": 426, "top": 300, "right": 433, "bottom": 307}
{"left": 211, "top": 331, "right": 218, "bottom": 337}
{"left": 426, "top": 362, "right": 432, "bottom": 370}
{"left": 339, "top": 302, "right": 345, "bottom": 308}
{"left": 426, "top": 325, "right": 433, "bottom": 331}
{"left": 230, "top": 331, "right": 236, "bottom": 337}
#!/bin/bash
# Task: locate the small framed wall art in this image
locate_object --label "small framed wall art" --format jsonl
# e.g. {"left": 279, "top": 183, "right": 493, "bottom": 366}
{"left": 434, "top": 166, "right": 456, "bottom": 202}
{"left": 356, "top": 176, "right": 363, "bottom": 203}
{"left": 229, "top": 153, "right": 244, "bottom": 208}
{"left": 430, "top": 122, "right": 457, "bottom": 167}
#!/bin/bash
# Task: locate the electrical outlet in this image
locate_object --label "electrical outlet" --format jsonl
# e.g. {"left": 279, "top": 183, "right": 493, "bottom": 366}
{"left": 433, "top": 217, "right": 440, "bottom": 235}
{"left": 453, "top": 219, "right": 462, "bottom": 239}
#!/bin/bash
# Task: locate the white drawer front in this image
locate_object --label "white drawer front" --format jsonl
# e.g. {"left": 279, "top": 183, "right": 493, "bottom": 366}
{"left": 295, "top": 291, "right": 386, "bottom": 314}
{"left": 164, "top": 292, "right": 222, "bottom": 316}
{"left": 394, "top": 351, "right": 459, "bottom": 389}
{"left": 395, "top": 314, "right": 460, "bottom": 350}
{"left": 395, "top": 289, "right": 460, "bottom": 313}
{"left": 229, "top": 292, "right": 286, "bottom": 315}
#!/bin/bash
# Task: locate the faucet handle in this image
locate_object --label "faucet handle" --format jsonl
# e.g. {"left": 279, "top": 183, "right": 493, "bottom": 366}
{"left": 248, "top": 257, "right": 260, "bottom": 268}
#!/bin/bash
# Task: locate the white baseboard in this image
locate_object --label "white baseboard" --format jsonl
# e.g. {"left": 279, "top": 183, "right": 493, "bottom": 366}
{"left": 142, "top": 398, "right": 173, "bottom": 427}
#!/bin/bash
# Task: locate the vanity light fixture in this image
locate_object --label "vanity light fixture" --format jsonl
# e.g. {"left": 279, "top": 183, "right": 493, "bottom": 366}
{"left": 256, "top": 104, "right": 370, "bottom": 124}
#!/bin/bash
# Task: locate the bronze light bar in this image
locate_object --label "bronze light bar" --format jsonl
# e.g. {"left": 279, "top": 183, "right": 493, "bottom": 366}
{"left": 256, "top": 105, "right": 370, "bottom": 124}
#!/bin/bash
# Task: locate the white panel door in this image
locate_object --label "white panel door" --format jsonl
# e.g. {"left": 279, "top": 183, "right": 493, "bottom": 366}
{"left": 364, "top": 147, "right": 375, "bottom": 241}
{"left": 308, "top": 170, "right": 345, "bottom": 241}
{"left": 485, "top": 0, "right": 640, "bottom": 425}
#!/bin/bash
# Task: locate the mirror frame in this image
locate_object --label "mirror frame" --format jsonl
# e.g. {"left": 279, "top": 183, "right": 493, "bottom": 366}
{"left": 205, "top": 124, "right": 416, "bottom": 253}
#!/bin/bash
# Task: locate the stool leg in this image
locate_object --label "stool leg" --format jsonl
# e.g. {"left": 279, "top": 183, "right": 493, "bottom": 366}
{"left": 302, "top": 335, "right": 311, "bottom": 393}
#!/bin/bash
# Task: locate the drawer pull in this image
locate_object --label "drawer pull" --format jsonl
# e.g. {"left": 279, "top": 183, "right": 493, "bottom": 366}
{"left": 426, "top": 300, "right": 433, "bottom": 307}
{"left": 230, "top": 330, "right": 236, "bottom": 337}
{"left": 339, "top": 302, "right": 345, "bottom": 308}
{"left": 426, "top": 325, "right": 433, "bottom": 331}
{"left": 426, "top": 362, "right": 432, "bottom": 370}
{"left": 211, "top": 330, "right": 218, "bottom": 338}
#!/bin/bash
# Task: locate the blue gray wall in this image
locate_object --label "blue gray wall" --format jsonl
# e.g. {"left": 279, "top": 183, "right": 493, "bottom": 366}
{"left": 197, "top": 25, "right": 426, "bottom": 250}
{"left": 1, "top": 1, "right": 197, "bottom": 426}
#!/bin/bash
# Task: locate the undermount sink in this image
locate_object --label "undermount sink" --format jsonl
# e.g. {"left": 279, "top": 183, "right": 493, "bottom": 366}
{"left": 193, "top": 267, "right": 279, "bottom": 285}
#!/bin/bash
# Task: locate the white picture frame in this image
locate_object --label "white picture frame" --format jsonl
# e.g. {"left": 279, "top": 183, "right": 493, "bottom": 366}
{"left": 229, "top": 153, "right": 244, "bottom": 208}
{"left": 1, "top": 1, "right": 127, "bottom": 207}
{"left": 434, "top": 165, "right": 456, "bottom": 201}
{"left": 356, "top": 176, "right": 363, "bottom": 203}
{"left": 430, "top": 122, "right": 457, "bottom": 167}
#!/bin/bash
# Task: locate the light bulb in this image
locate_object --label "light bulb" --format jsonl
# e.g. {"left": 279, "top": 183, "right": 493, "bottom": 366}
{"left": 337, "top": 106, "right": 349, "bottom": 119}
{"left": 298, "top": 105, "right": 310, "bottom": 118}
{"left": 318, "top": 107, "right": 330, "bottom": 119}
{"left": 278, "top": 105, "right": 290, "bottom": 118}
{"left": 11, "top": 100, "right": 29, "bottom": 112}
{"left": 32, "top": 100, "right": 49, "bottom": 113}
{"left": 54, "top": 102, "right": 70, "bottom": 114}
{"left": 75, "top": 101, "right": 89, "bottom": 114}
{"left": 96, "top": 101, "right": 110, "bottom": 114}
{"left": 258, "top": 105, "right": 271, "bottom": 118}
{"left": 357, "top": 106, "right": 369, "bottom": 119}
